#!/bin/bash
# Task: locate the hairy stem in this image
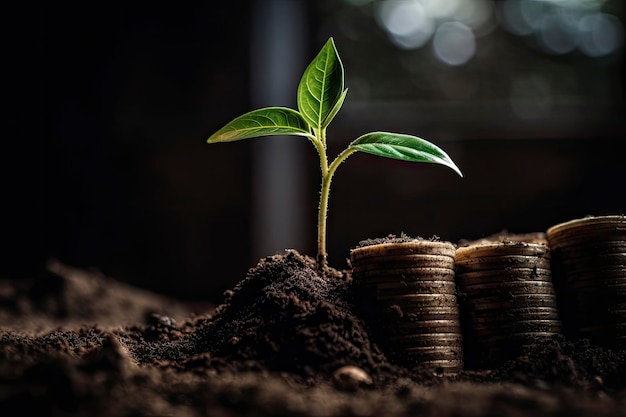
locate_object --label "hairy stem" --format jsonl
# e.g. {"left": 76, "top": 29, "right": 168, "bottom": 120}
{"left": 316, "top": 146, "right": 357, "bottom": 272}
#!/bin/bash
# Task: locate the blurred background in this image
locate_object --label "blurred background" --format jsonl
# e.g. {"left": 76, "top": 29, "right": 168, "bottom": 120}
{"left": 8, "top": 0, "right": 625, "bottom": 303}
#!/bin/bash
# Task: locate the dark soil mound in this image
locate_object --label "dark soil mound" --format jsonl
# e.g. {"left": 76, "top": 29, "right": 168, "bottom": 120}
{"left": 2, "top": 250, "right": 626, "bottom": 416}
{"left": 187, "top": 249, "right": 402, "bottom": 383}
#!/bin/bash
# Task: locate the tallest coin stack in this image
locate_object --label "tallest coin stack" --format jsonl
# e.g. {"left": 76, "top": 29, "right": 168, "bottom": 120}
{"left": 547, "top": 215, "right": 626, "bottom": 348}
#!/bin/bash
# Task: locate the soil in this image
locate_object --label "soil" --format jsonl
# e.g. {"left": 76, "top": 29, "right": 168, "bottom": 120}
{"left": 2, "top": 250, "right": 626, "bottom": 416}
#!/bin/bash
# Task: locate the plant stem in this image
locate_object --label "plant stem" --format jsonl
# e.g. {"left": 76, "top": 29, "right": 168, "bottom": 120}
{"left": 313, "top": 128, "right": 329, "bottom": 270}
{"left": 317, "top": 171, "right": 330, "bottom": 270}
{"left": 316, "top": 145, "right": 357, "bottom": 272}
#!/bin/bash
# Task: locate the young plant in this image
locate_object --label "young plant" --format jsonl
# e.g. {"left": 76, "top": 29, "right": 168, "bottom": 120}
{"left": 207, "top": 37, "right": 462, "bottom": 271}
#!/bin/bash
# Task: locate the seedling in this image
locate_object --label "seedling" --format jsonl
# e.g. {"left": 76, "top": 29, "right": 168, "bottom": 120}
{"left": 207, "top": 37, "right": 462, "bottom": 271}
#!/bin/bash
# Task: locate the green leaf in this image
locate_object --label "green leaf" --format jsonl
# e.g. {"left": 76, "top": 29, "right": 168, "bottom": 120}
{"left": 297, "top": 38, "right": 344, "bottom": 130}
{"left": 322, "top": 88, "right": 348, "bottom": 130}
{"left": 349, "top": 132, "right": 463, "bottom": 177}
{"left": 207, "top": 107, "right": 311, "bottom": 143}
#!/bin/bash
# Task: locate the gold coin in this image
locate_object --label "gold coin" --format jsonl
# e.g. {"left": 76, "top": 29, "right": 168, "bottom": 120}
{"left": 547, "top": 215, "right": 626, "bottom": 249}
{"left": 403, "top": 350, "right": 463, "bottom": 361}
{"left": 394, "top": 319, "right": 461, "bottom": 329}
{"left": 392, "top": 314, "right": 462, "bottom": 324}
{"left": 351, "top": 240, "right": 456, "bottom": 260}
{"left": 402, "top": 305, "right": 461, "bottom": 314}
{"left": 458, "top": 231, "right": 548, "bottom": 246}
{"left": 465, "top": 306, "right": 559, "bottom": 318}
{"left": 555, "top": 241, "right": 626, "bottom": 258}
{"left": 463, "top": 292, "right": 558, "bottom": 303}
{"left": 455, "top": 255, "right": 551, "bottom": 272}
{"left": 391, "top": 325, "right": 462, "bottom": 336}
{"left": 406, "top": 359, "right": 463, "bottom": 369}
{"left": 459, "top": 278, "right": 556, "bottom": 289}
{"left": 390, "top": 333, "right": 463, "bottom": 347}
{"left": 470, "top": 320, "right": 563, "bottom": 336}
{"left": 474, "top": 331, "right": 561, "bottom": 343}
{"left": 459, "top": 280, "right": 556, "bottom": 295}
{"left": 376, "top": 293, "right": 458, "bottom": 308}
{"left": 457, "top": 241, "right": 549, "bottom": 260}
{"left": 559, "top": 252, "right": 626, "bottom": 267}
{"left": 354, "top": 267, "right": 455, "bottom": 282}
{"left": 464, "top": 294, "right": 558, "bottom": 311}
{"left": 455, "top": 268, "right": 553, "bottom": 284}
{"left": 402, "top": 344, "right": 463, "bottom": 353}
{"left": 374, "top": 280, "right": 457, "bottom": 295}
{"left": 559, "top": 268, "right": 626, "bottom": 286}
{"left": 352, "top": 255, "right": 454, "bottom": 274}
{"left": 469, "top": 314, "right": 561, "bottom": 326}
{"left": 353, "top": 256, "right": 455, "bottom": 272}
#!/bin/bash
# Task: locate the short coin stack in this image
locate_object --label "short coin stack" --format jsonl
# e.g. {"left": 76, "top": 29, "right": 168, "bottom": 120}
{"left": 546, "top": 215, "right": 626, "bottom": 348}
{"left": 350, "top": 239, "right": 462, "bottom": 375}
{"left": 455, "top": 240, "right": 562, "bottom": 368}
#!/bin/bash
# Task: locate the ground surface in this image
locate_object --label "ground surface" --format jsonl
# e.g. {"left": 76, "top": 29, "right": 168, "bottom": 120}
{"left": 2, "top": 251, "right": 626, "bottom": 416}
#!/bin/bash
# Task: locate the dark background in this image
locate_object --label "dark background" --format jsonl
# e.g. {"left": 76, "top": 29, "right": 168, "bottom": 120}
{"left": 5, "top": 1, "right": 625, "bottom": 304}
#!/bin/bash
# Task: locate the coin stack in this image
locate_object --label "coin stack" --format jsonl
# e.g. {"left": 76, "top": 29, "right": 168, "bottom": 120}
{"left": 350, "top": 239, "right": 463, "bottom": 375}
{"left": 455, "top": 240, "right": 562, "bottom": 368}
{"left": 546, "top": 215, "right": 626, "bottom": 348}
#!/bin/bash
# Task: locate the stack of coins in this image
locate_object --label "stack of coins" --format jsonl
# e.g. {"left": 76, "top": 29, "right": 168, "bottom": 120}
{"left": 455, "top": 240, "right": 562, "bottom": 368}
{"left": 350, "top": 240, "right": 463, "bottom": 375}
{"left": 546, "top": 215, "right": 626, "bottom": 348}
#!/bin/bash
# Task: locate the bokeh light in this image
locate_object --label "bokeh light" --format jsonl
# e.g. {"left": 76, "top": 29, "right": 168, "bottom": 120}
{"left": 538, "top": 10, "right": 580, "bottom": 54}
{"left": 499, "top": 0, "right": 624, "bottom": 56}
{"left": 375, "top": 0, "right": 493, "bottom": 64}
{"left": 454, "top": 0, "right": 494, "bottom": 32}
{"left": 578, "top": 13, "right": 624, "bottom": 57}
{"left": 499, "top": 0, "right": 545, "bottom": 36}
{"left": 332, "top": 0, "right": 623, "bottom": 122}
{"left": 432, "top": 22, "right": 476, "bottom": 66}
{"left": 376, "top": 0, "right": 436, "bottom": 49}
